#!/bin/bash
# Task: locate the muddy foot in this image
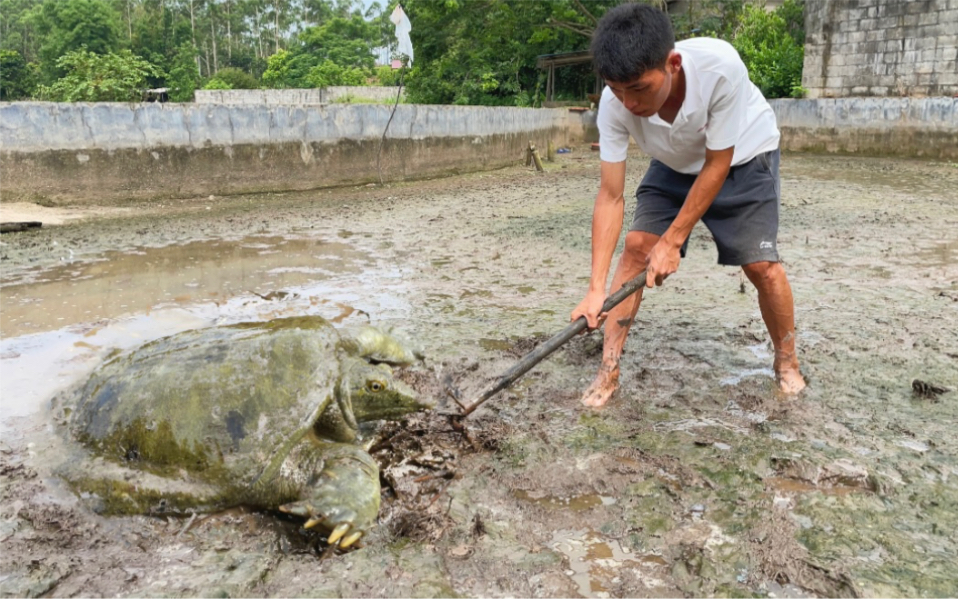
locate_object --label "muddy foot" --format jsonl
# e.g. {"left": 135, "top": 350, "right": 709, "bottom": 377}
{"left": 777, "top": 369, "right": 806, "bottom": 394}
{"left": 774, "top": 353, "right": 805, "bottom": 395}
{"left": 581, "top": 364, "right": 620, "bottom": 408}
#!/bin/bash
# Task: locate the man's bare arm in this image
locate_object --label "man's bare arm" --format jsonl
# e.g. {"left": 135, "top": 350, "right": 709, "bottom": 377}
{"left": 589, "top": 160, "right": 628, "bottom": 294}
{"left": 571, "top": 160, "right": 627, "bottom": 328}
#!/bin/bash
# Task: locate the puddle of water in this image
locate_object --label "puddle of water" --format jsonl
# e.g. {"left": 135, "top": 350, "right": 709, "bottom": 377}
{"left": 513, "top": 490, "right": 616, "bottom": 512}
{"left": 767, "top": 477, "right": 860, "bottom": 497}
{"left": 913, "top": 240, "right": 958, "bottom": 268}
{"left": 550, "top": 529, "right": 667, "bottom": 597}
{"left": 896, "top": 439, "right": 930, "bottom": 453}
{"left": 0, "top": 236, "right": 380, "bottom": 338}
{"left": 0, "top": 235, "right": 416, "bottom": 434}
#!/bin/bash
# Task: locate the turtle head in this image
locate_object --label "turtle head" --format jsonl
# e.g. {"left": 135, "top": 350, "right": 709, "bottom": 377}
{"left": 346, "top": 360, "right": 434, "bottom": 422}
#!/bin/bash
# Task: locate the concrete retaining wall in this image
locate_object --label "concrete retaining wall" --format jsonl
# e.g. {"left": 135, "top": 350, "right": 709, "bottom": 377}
{"left": 194, "top": 86, "right": 403, "bottom": 105}
{"left": 0, "top": 102, "right": 573, "bottom": 204}
{"left": 770, "top": 97, "right": 957, "bottom": 159}
{"left": 2, "top": 97, "right": 953, "bottom": 205}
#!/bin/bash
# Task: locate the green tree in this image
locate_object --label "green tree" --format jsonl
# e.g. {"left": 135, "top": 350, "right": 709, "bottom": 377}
{"left": 0, "top": 49, "right": 38, "bottom": 99}
{"left": 300, "top": 15, "right": 376, "bottom": 69}
{"left": 128, "top": 0, "right": 193, "bottom": 80}
{"left": 399, "top": 0, "right": 778, "bottom": 106}
{"left": 731, "top": 0, "right": 805, "bottom": 98}
{"left": 259, "top": 8, "right": 377, "bottom": 89}
{"left": 403, "top": 0, "right": 596, "bottom": 106}
{"left": 776, "top": 0, "right": 806, "bottom": 46}
{"left": 166, "top": 41, "right": 200, "bottom": 101}
{"left": 260, "top": 48, "right": 302, "bottom": 88}
{"left": 36, "top": 47, "right": 161, "bottom": 101}
{"left": 1, "top": 0, "right": 44, "bottom": 62}
{"left": 670, "top": 0, "right": 745, "bottom": 40}
{"left": 28, "top": 0, "right": 124, "bottom": 82}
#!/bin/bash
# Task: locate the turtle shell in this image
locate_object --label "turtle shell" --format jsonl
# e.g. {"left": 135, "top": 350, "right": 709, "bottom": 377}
{"left": 70, "top": 316, "right": 366, "bottom": 488}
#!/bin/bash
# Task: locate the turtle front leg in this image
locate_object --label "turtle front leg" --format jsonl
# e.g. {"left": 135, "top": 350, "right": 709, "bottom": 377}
{"left": 276, "top": 441, "right": 380, "bottom": 549}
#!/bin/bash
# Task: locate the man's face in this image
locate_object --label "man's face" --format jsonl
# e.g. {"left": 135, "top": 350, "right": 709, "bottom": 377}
{"left": 605, "top": 52, "right": 680, "bottom": 117}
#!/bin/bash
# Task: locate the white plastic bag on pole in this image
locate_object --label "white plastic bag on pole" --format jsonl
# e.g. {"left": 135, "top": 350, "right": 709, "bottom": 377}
{"left": 390, "top": 5, "right": 414, "bottom": 65}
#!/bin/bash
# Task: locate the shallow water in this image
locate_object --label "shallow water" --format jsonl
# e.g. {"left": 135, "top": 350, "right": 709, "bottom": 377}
{"left": 1, "top": 235, "right": 398, "bottom": 337}
{"left": 550, "top": 529, "right": 666, "bottom": 597}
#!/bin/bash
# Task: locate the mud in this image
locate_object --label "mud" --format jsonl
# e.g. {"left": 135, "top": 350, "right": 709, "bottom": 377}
{"left": 1, "top": 147, "right": 957, "bottom": 598}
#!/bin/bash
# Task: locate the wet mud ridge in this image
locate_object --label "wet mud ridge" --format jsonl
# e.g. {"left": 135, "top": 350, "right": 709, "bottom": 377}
{"left": 1, "top": 150, "right": 957, "bottom": 597}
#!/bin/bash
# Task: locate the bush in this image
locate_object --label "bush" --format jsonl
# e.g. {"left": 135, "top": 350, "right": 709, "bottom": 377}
{"left": 202, "top": 77, "right": 232, "bottom": 90}
{"left": 36, "top": 48, "right": 160, "bottom": 102}
{"left": 206, "top": 67, "right": 259, "bottom": 89}
{"left": 373, "top": 65, "right": 403, "bottom": 87}
{"left": 731, "top": 1, "right": 805, "bottom": 99}
{"left": 305, "top": 60, "right": 367, "bottom": 87}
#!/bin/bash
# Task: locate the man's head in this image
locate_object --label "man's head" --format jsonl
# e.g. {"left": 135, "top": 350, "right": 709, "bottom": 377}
{"left": 591, "top": 3, "right": 679, "bottom": 117}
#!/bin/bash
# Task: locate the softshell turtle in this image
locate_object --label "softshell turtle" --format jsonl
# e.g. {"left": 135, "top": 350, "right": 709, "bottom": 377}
{"left": 55, "top": 315, "right": 433, "bottom": 549}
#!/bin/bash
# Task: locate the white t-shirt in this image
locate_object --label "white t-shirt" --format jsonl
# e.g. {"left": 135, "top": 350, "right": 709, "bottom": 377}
{"left": 597, "top": 37, "right": 780, "bottom": 174}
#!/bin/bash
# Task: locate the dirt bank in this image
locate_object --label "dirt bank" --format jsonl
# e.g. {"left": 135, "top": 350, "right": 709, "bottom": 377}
{"left": 1, "top": 148, "right": 957, "bottom": 598}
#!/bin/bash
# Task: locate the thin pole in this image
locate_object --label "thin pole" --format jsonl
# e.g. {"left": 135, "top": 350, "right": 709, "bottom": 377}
{"left": 377, "top": 60, "right": 407, "bottom": 185}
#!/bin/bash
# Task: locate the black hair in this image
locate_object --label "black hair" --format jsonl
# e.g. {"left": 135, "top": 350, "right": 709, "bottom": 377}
{"left": 590, "top": 3, "right": 676, "bottom": 83}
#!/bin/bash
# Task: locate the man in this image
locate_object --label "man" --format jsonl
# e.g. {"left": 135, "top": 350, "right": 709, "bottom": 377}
{"left": 571, "top": 3, "right": 806, "bottom": 407}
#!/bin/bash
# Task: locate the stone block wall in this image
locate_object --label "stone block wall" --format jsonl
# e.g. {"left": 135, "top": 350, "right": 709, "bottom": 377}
{"left": 803, "top": 0, "right": 958, "bottom": 98}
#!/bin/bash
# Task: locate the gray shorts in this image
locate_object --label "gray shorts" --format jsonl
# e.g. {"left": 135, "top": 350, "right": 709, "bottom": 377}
{"left": 631, "top": 150, "right": 781, "bottom": 266}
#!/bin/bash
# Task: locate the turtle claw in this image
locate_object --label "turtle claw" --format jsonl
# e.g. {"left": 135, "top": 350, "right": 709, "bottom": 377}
{"left": 276, "top": 443, "right": 380, "bottom": 548}
{"left": 327, "top": 522, "right": 351, "bottom": 545}
{"left": 340, "top": 531, "right": 363, "bottom": 549}
{"left": 279, "top": 497, "right": 365, "bottom": 545}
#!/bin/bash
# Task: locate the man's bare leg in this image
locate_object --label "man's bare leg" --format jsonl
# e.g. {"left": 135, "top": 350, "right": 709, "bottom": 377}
{"left": 582, "top": 232, "right": 659, "bottom": 407}
{"left": 741, "top": 261, "right": 806, "bottom": 394}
